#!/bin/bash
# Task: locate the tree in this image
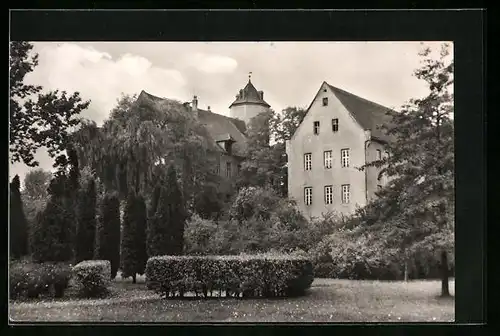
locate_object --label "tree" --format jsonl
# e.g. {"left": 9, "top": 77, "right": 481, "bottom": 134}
{"left": 10, "top": 175, "right": 29, "bottom": 259}
{"left": 147, "top": 165, "right": 186, "bottom": 257}
{"left": 358, "top": 43, "right": 454, "bottom": 296}
{"left": 95, "top": 192, "right": 121, "bottom": 279}
{"left": 31, "top": 175, "right": 73, "bottom": 263}
{"left": 22, "top": 169, "right": 52, "bottom": 200}
{"left": 121, "top": 191, "right": 148, "bottom": 283}
{"left": 237, "top": 107, "right": 307, "bottom": 197}
{"left": 9, "top": 41, "right": 90, "bottom": 168}
{"left": 75, "top": 178, "right": 97, "bottom": 263}
{"left": 73, "top": 93, "right": 220, "bottom": 207}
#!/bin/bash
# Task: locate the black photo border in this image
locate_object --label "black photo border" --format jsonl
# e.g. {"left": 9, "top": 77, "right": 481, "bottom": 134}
{"left": 7, "top": 7, "right": 486, "bottom": 334}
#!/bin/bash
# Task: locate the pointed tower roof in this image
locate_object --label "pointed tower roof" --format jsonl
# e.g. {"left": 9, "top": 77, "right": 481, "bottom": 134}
{"left": 229, "top": 74, "right": 270, "bottom": 108}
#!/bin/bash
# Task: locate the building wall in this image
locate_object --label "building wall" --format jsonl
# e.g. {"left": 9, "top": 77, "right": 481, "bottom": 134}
{"left": 286, "top": 82, "right": 368, "bottom": 218}
{"left": 230, "top": 103, "right": 269, "bottom": 126}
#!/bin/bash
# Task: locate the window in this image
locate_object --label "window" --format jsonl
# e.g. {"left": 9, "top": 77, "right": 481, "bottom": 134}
{"left": 341, "top": 184, "right": 350, "bottom": 204}
{"left": 385, "top": 150, "right": 390, "bottom": 159}
{"left": 376, "top": 149, "right": 382, "bottom": 160}
{"left": 324, "top": 185, "right": 333, "bottom": 205}
{"left": 304, "top": 153, "right": 312, "bottom": 171}
{"left": 341, "top": 148, "right": 350, "bottom": 167}
{"left": 324, "top": 150, "right": 332, "bottom": 169}
{"left": 313, "top": 121, "right": 320, "bottom": 135}
{"left": 216, "top": 161, "right": 220, "bottom": 175}
{"left": 332, "top": 118, "right": 339, "bottom": 132}
{"left": 322, "top": 97, "right": 328, "bottom": 106}
{"left": 226, "top": 162, "right": 231, "bottom": 177}
{"left": 304, "top": 187, "right": 312, "bottom": 206}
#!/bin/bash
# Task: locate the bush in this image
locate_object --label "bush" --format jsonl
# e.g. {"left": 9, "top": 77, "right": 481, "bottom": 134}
{"left": 72, "top": 260, "right": 111, "bottom": 298}
{"left": 9, "top": 261, "right": 71, "bottom": 300}
{"left": 145, "top": 254, "right": 314, "bottom": 298}
{"left": 184, "top": 214, "right": 219, "bottom": 255}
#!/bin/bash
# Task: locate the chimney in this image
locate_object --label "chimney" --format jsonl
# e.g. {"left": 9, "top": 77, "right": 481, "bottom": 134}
{"left": 192, "top": 95, "right": 198, "bottom": 111}
{"left": 258, "top": 90, "right": 264, "bottom": 100}
{"left": 207, "top": 106, "right": 211, "bottom": 112}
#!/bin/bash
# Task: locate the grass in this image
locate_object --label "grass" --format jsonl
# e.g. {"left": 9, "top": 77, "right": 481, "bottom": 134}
{"left": 9, "top": 275, "right": 454, "bottom": 323}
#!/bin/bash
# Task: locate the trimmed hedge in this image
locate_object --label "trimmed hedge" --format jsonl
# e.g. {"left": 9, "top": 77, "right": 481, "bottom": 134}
{"left": 10, "top": 261, "right": 71, "bottom": 300}
{"left": 145, "top": 254, "right": 314, "bottom": 298}
{"left": 72, "top": 260, "right": 111, "bottom": 298}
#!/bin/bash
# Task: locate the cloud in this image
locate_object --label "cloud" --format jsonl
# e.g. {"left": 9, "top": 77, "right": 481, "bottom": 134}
{"left": 24, "top": 43, "right": 187, "bottom": 125}
{"left": 185, "top": 52, "right": 238, "bottom": 74}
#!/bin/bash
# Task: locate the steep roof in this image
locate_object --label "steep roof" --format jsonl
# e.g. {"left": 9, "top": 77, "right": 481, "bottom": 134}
{"left": 229, "top": 79, "right": 270, "bottom": 108}
{"left": 137, "top": 90, "right": 248, "bottom": 157}
{"left": 327, "top": 83, "right": 395, "bottom": 143}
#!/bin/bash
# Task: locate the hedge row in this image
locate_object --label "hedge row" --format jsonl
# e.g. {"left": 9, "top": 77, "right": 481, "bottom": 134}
{"left": 145, "top": 255, "right": 314, "bottom": 298}
{"left": 10, "top": 261, "right": 71, "bottom": 300}
{"left": 72, "top": 260, "right": 111, "bottom": 298}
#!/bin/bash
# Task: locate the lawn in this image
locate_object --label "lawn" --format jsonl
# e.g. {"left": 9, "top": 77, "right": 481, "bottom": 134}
{"left": 9, "top": 275, "right": 454, "bottom": 323}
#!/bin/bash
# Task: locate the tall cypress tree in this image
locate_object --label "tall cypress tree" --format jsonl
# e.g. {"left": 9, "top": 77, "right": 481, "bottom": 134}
{"left": 121, "top": 191, "right": 148, "bottom": 283}
{"left": 9, "top": 175, "right": 28, "bottom": 259}
{"left": 75, "top": 178, "right": 97, "bottom": 263}
{"left": 31, "top": 174, "right": 73, "bottom": 263}
{"left": 95, "top": 192, "right": 121, "bottom": 278}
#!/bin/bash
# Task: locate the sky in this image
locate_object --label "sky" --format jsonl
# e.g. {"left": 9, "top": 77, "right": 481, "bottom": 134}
{"left": 10, "top": 41, "right": 452, "bottom": 184}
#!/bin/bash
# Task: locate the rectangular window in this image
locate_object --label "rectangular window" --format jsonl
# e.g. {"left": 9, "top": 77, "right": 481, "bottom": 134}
{"left": 323, "top": 150, "right": 332, "bottom": 169}
{"left": 304, "top": 187, "right": 312, "bottom": 206}
{"left": 332, "top": 118, "right": 339, "bottom": 132}
{"left": 304, "top": 153, "right": 312, "bottom": 171}
{"left": 341, "top": 184, "right": 350, "bottom": 204}
{"left": 341, "top": 148, "right": 350, "bottom": 168}
{"left": 377, "top": 149, "right": 382, "bottom": 160}
{"left": 324, "top": 185, "right": 333, "bottom": 205}
{"left": 322, "top": 97, "right": 328, "bottom": 106}
{"left": 226, "top": 162, "right": 231, "bottom": 178}
{"left": 313, "top": 121, "right": 320, "bottom": 135}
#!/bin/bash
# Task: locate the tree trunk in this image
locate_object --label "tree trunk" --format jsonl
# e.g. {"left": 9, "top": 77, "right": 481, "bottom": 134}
{"left": 404, "top": 259, "right": 409, "bottom": 282}
{"left": 440, "top": 250, "right": 450, "bottom": 297}
{"left": 132, "top": 274, "right": 137, "bottom": 284}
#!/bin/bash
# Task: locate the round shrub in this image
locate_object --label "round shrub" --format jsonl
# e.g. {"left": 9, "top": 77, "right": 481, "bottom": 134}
{"left": 145, "top": 254, "right": 314, "bottom": 299}
{"left": 72, "top": 260, "right": 111, "bottom": 298}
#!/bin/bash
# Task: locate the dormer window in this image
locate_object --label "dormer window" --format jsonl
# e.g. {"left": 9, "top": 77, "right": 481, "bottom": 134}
{"left": 322, "top": 97, "right": 328, "bottom": 106}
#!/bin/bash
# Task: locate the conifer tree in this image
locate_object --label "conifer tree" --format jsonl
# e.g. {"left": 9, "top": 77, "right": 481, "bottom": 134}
{"left": 95, "top": 192, "right": 121, "bottom": 278}
{"left": 31, "top": 175, "right": 73, "bottom": 263}
{"left": 9, "top": 175, "right": 28, "bottom": 259}
{"left": 358, "top": 43, "right": 454, "bottom": 296}
{"left": 75, "top": 178, "right": 97, "bottom": 263}
{"left": 147, "top": 165, "right": 186, "bottom": 256}
{"left": 121, "top": 191, "right": 148, "bottom": 283}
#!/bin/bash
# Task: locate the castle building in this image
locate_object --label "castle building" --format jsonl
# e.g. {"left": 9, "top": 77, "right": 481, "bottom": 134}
{"left": 136, "top": 75, "right": 269, "bottom": 179}
{"left": 286, "top": 81, "right": 393, "bottom": 218}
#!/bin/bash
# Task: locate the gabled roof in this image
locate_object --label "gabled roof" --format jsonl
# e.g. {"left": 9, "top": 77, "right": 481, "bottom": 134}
{"left": 229, "top": 79, "right": 270, "bottom": 108}
{"left": 299, "top": 82, "right": 395, "bottom": 143}
{"left": 136, "top": 90, "right": 248, "bottom": 157}
{"left": 326, "top": 84, "right": 394, "bottom": 143}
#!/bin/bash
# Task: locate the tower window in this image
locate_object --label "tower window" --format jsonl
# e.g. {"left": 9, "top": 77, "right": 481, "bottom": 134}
{"left": 332, "top": 119, "right": 339, "bottom": 132}
{"left": 322, "top": 97, "right": 328, "bottom": 106}
{"left": 313, "top": 121, "right": 320, "bottom": 135}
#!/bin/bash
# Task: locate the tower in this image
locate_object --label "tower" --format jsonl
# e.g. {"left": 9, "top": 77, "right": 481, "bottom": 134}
{"left": 229, "top": 72, "right": 271, "bottom": 126}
